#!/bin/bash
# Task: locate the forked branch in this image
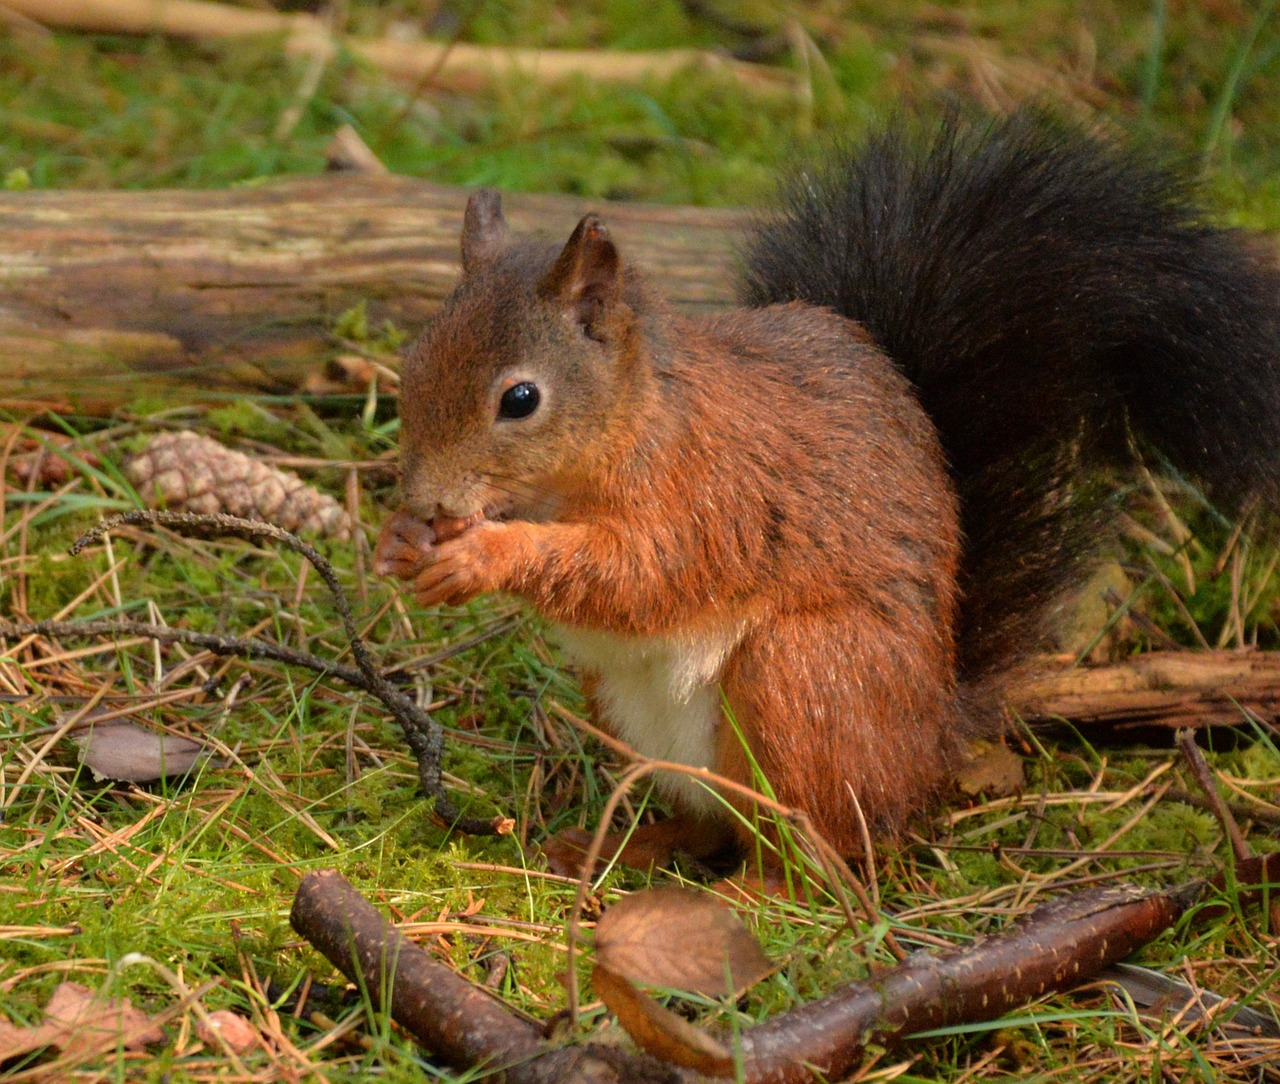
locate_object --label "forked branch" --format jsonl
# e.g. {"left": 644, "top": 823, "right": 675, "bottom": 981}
{"left": 0, "top": 509, "right": 504, "bottom": 835}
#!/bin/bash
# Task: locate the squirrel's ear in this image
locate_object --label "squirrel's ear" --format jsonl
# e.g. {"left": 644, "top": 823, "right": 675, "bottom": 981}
{"left": 538, "top": 214, "right": 620, "bottom": 339}
{"left": 461, "top": 188, "right": 508, "bottom": 273}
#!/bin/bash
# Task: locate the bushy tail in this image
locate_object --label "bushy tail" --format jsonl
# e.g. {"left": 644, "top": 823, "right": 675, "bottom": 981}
{"left": 741, "top": 110, "right": 1280, "bottom": 679}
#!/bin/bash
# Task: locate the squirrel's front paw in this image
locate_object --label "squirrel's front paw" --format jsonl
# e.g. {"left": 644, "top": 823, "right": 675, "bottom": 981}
{"left": 373, "top": 509, "right": 436, "bottom": 580}
{"left": 412, "top": 520, "right": 528, "bottom": 607}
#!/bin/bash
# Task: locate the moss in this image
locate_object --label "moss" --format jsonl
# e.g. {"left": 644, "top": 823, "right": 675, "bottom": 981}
{"left": 4, "top": 3, "right": 1279, "bottom": 1079}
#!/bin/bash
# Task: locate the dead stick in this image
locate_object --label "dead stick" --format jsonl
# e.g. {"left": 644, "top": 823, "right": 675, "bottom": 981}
{"left": 732, "top": 854, "right": 1280, "bottom": 1084}
{"left": 1164, "top": 787, "right": 1280, "bottom": 830}
{"left": 290, "top": 869, "right": 691, "bottom": 1083}
{"left": 1, "top": 510, "right": 503, "bottom": 836}
{"left": 1177, "top": 729, "right": 1280, "bottom": 931}
{"left": 1176, "top": 729, "right": 1253, "bottom": 863}
{"left": 1008, "top": 650, "right": 1280, "bottom": 729}
{"left": 75, "top": 511, "right": 500, "bottom": 835}
{"left": 732, "top": 883, "right": 1200, "bottom": 1083}
{"left": 290, "top": 870, "right": 542, "bottom": 1069}
{"left": 0, "top": 614, "right": 493, "bottom": 838}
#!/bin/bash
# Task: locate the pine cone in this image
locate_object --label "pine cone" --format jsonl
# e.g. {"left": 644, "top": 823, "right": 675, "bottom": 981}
{"left": 125, "top": 431, "right": 354, "bottom": 541}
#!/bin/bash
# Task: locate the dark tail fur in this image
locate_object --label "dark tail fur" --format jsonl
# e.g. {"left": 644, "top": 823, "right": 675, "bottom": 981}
{"left": 741, "top": 110, "right": 1280, "bottom": 681}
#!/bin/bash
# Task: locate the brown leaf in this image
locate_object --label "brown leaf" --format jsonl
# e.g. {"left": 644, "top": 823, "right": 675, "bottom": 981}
{"left": 325, "top": 124, "right": 390, "bottom": 175}
{"left": 591, "top": 893, "right": 767, "bottom": 1075}
{"left": 593, "top": 886, "right": 772, "bottom": 997}
{"left": 46, "top": 981, "right": 166, "bottom": 1055}
{"left": 593, "top": 964, "right": 735, "bottom": 1077}
{"left": 70, "top": 717, "right": 209, "bottom": 783}
{"left": 0, "top": 981, "right": 165, "bottom": 1062}
{"left": 956, "top": 737, "right": 1025, "bottom": 798}
{"left": 302, "top": 355, "right": 398, "bottom": 395}
{"left": 0, "top": 1017, "right": 68, "bottom": 1063}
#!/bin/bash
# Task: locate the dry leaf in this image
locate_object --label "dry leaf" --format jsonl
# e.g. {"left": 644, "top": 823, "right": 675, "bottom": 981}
{"left": 0, "top": 1016, "right": 65, "bottom": 1063}
{"left": 593, "top": 964, "right": 735, "bottom": 1076}
{"left": 956, "top": 737, "right": 1025, "bottom": 798}
{"left": 302, "top": 355, "right": 399, "bottom": 395}
{"left": 195, "top": 1009, "right": 261, "bottom": 1054}
{"left": 0, "top": 981, "right": 165, "bottom": 1063}
{"left": 70, "top": 717, "right": 209, "bottom": 783}
{"left": 591, "top": 888, "right": 772, "bottom": 1074}
{"left": 593, "top": 886, "right": 772, "bottom": 997}
{"left": 325, "top": 124, "right": 389, "bottom": 174}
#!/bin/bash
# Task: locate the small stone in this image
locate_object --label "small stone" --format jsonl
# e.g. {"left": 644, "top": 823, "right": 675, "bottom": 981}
{"left": 195, "top": 1009, "right": 260, "bottom": 1054}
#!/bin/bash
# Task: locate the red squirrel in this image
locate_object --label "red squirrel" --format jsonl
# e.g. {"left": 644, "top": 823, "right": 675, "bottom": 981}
{"left": 374, "top": 111, "right": 1280, "bottom": 872}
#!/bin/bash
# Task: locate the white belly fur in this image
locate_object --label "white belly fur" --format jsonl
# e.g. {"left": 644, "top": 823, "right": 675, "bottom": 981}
{"left": 555, "top": 621, "right": 747, "bottom": 815}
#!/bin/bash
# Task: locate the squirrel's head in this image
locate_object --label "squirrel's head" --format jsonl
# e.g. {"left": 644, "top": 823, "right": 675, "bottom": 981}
{"left": 398, "top": 189, "right": 646, "bottom": 522}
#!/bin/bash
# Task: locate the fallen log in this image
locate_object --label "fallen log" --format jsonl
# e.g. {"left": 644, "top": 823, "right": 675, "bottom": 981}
{"left": 0, "top": 175, "right": 742, "bottom": 410}
{"left": 4, "top": 0, "right": 794, "bottom": 97}
{"left": 1008, "top": 650, "right": 1280, "bottom": 732}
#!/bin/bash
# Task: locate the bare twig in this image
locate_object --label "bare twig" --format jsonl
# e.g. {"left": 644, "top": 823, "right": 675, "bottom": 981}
{"left": 4, "top": 0, "right": 794, "bottom": 97}
{"left": 290, "top": 869, "right": 686, "bottom": 1083}
{"left": 1164, "top": 787, "right": 1280, "bottom": 831}
{"left": 1, "top": 509, "right": 503, "bottom": 836}
{"left": 727, "top": 876, "right": 1249, "bottom": 1084}
{"left": 1177, "top": 728, "right": 1280, "bottom": 930}
{"left": 1009, "top": 650, "right": 1280, "bottom": 730}
{"left": 1176, "top": 729, "right": 1252, "bottom": 863}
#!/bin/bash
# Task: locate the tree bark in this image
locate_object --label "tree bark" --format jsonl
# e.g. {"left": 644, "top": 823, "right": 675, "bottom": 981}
{"left": 290, "top": 869, "right": 690, "bottom": 1083}
{"left": 0, "top": 176, "right": 742, "bottom": 410}
{"left": 1008, "top": 650, "right": 1280, "bottom": 732}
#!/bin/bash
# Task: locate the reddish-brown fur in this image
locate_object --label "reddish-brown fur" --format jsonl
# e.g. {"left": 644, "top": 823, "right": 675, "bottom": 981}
{"left": 380, "top": 110, "right": 1280, "bottom": 872}
{"left": 375, "top": 194, "right": 962, "bottom": 867}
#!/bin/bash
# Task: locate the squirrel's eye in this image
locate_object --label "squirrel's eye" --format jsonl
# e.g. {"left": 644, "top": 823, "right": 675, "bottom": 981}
{"left": 498, "top": 381, "right": 541, "bottom": 420}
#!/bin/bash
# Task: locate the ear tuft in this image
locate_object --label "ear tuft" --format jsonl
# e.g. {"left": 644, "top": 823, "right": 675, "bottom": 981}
{"left": 461, "top": 188, "right": 509, "bottom": 273}
{"left": 539, "top": 214, "right": 621, "bottom": 338}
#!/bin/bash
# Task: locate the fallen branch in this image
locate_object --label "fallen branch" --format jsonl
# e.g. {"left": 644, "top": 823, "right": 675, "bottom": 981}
{"left": 0, "top": 510, "right": 505, "bottom": 836}
{"left": 1178, "top": 728, "right": 1280, "bottom": 931}
{"left": 288, "top": 858, "right": 1280, "bottom": 1083}
{"left": 5, "top": 0, "right": 794, "bottom": 97}
{"left": 1007, "top": 650, "right": 1280, "bottom": 731}
{"left": 290, "top": 869, "right": 685, "bottom": 1083}
{"left": 730, "top": 882, "right": 1196, "bottom": 1082}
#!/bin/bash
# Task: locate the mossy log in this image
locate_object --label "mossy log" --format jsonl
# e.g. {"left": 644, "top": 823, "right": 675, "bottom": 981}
{"left": 0, "top": 175, "right": 742, "bottom": 410}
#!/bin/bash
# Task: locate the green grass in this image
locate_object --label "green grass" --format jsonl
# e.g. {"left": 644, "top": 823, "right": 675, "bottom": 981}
{"left": 2, "top": 2, "right": 1277, "bottom": 215}
{"left": 3, "top": 1, "right": 1280, "bottom": 1081}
